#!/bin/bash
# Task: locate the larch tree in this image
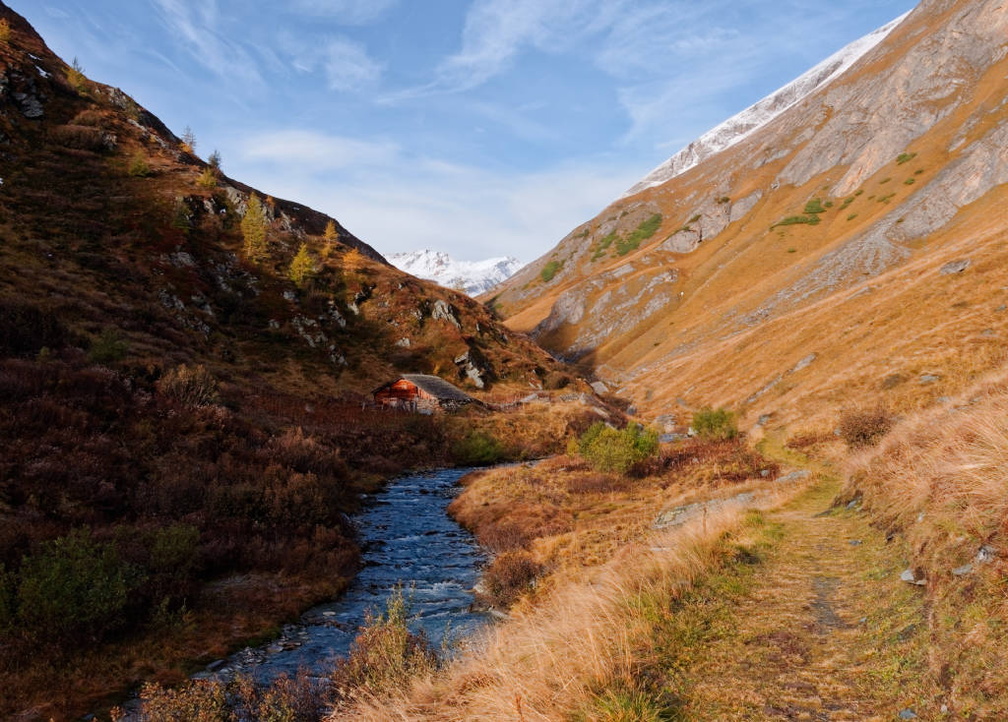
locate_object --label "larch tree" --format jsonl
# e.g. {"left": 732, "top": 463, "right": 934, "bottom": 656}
{"left": 288, "top": 243, "right": 317, "bottom": 288}
{"left": 241, "top": 193, "right": 268, "bottom": 262}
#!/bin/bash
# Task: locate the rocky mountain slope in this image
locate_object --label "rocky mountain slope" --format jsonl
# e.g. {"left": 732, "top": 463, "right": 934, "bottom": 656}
{"left": 489, "top": 0, "right": 1008, "bottom": 430}
{"left": 389, "top": 249, "right": 522, "bottom": 296}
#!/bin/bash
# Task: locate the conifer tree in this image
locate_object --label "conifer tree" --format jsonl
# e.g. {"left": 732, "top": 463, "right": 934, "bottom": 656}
{"left": 323, "top": 220, "right": 338, "bottom": 242}
{"left": 288, "top": 243, "right": 316, "bottom": 288}
{"left": 241, "top": 193, "right": 268, "bottom": 262}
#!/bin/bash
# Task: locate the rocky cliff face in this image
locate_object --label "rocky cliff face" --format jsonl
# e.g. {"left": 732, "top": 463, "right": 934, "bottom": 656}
{"left": 489, "top": 0, "right": 1008, "bottom": 424}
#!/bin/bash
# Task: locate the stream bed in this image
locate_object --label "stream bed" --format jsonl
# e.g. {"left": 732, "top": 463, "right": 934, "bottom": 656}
{"left": 196, "top": 467, "right": 491, "bottom": 683}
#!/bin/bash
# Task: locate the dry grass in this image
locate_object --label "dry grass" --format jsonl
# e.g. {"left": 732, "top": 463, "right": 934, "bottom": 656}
{"left": 842, "top": 368, "right": 1008, "bottom": 716}
{"left": 340, "top": 505, "right": 755, "bottom": 721}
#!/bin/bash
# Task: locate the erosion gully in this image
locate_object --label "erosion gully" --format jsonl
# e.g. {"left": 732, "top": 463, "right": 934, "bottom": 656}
{"left": 196, "top": 466, "right": 492, "bottom": 683}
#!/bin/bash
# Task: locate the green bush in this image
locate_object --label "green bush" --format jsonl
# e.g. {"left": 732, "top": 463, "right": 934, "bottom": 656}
{"left": 541, "top": 259, "right": 563, "bottom": 282}
{"left": 691, "top": 407, "right": 738, "bottom": 440}
{"left": 591, "top": 233, "right": 617, "bottom": 261}
{"left": 88, "top": 327, "right": 129, "bottom": 364}
{"left": 15, "top": 530, "right": 134, "bottom": 644}
{"left": 577, "top": 422, "right": 659, "bottom": 474}
{"left": 896, "top": 152, "right": 917, "bottom": 165}
{"left": 452, "top": 431, "right": 505, "bottom": 465}
{"left": 128, "top": 152, "right": 153, "bottom": 177}
{"left": 772, "top": 215, "right": 821, "bottom": 228}
{"left": 615, "top": 213, "right": 663, "bottom": 256}
{"left": 803, "top": 198, "right": 827, "bottom": 214}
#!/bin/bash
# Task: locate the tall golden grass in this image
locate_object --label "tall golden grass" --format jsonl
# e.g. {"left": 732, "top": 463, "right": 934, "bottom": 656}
{"left": 843, "top": 369, "right": 1008, "bottom": 715}
{"left": 334, "top": 499, "right": 782, "bottom": 720}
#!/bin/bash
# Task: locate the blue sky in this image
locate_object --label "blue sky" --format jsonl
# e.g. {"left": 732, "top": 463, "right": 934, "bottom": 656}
{"left": 12, "top": 0, "right": 917, "bottom": 262}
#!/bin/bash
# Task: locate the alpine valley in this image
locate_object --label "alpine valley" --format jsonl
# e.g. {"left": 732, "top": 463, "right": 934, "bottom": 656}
{"left": 4, "top": 0, "right": 1008, "bottom": 720}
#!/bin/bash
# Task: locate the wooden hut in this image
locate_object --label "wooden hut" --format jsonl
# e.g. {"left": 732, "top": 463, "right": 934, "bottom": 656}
{"left": 372, "top": 374, "right": 476, "bottom": 412}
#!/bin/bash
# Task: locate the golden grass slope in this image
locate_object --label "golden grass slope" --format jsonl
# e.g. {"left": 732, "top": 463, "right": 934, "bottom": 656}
{"left": 488, "top": 0, "right": 1008, "bottom": 432}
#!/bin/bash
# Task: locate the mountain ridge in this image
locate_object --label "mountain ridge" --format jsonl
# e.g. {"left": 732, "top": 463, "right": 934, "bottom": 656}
{"left": 623, "top": 11, "right": 911, "bottom": 198}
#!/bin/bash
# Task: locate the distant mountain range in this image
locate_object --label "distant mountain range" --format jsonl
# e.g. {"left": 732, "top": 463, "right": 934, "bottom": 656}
{"left": 389, "top": 250, "right": 523, "bottom": 296}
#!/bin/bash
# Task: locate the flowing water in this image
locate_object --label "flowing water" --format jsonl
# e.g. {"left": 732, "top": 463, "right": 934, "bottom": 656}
{"left": 195, "top": 467, "right": 491, "bottom": 683}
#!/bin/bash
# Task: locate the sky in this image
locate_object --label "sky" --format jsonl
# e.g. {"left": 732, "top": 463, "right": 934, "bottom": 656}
{"left": 11, "top": 0, "right": 918, "bottom": 262}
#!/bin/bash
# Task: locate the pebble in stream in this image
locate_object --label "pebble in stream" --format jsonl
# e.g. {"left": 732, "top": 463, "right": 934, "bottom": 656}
{"left": 196, "top": 467, "right": 492, "bottom": 684}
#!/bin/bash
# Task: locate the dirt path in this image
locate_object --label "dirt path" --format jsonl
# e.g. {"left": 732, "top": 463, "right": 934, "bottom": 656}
{"left": 678, "top": 478, "right": 942, "bottom": 721}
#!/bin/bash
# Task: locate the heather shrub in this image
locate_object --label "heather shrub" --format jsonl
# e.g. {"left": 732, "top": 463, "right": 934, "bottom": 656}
{"left": 577, "top": 422, "right": 659, "bottom": 473}
{"left": 132, "top": 680, "right": 229, "bottom": 722}
{"left": 156, "top": 363, "right": 219, "bottom": 407}
{"left": 838, "top": 404, "right": 895, "bottom": 449}
{"left": 0, "top": 298, "right": 68, "bottom": 357}
{"left": 691, "top": 406, "right": 738, "bottom": 440}
{"left": 330, "top": 589, "right": 439, "bottom": 703}
{"left": 480, "top": 549, "right": 543, "bottom": 609}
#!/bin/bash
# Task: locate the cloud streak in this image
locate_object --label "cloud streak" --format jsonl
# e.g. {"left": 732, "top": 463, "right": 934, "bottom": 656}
{"left": 151, "top": 0, "right": 262, "bottom": 85}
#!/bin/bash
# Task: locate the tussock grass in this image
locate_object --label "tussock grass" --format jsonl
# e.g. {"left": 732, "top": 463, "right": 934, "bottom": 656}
{"left": 843, "top": 369, "right": 1008, "bottom": 716}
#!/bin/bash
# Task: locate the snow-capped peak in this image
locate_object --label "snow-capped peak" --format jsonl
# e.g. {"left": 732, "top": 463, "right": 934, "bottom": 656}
{"left": 389, "top": 249, "right": 524, "bottom": 297}
{"left": 624, "top": 12, "right": 911, "bottom": 197}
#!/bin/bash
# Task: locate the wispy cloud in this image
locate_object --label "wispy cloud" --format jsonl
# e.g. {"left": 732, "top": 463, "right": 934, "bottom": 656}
{"left": 151, "top": 0, "right": 262, "bottom": 85}
{"left": 240, "top": 130, "right": 400, "bottom": 172}
{"left": 281, "top": 31, "right": 382, "bottom": 92}
{"left": 289, "top": 0, "right": 398, "bottom": 25}
{"left": 433, "top": 0, "right": 616, "bottom": 92}
{"left": 322, "top": 37, "right": 383, "bottom": 91}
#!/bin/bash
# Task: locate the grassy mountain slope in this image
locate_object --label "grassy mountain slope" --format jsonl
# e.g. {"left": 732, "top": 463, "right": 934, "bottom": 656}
{"left": 489, "top": 0, "right": 1008, "bottom": 432}
{"left": 0, "top": 4, "right": 572, "bottom": 717}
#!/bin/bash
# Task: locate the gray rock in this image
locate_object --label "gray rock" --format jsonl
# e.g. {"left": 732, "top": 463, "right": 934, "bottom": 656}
{"left": 977, "top": 545, "right": 997, "bottom": 563}
{"left": 590, "top": 381, "right": 610, "bottom": 395}
{"left": 898, "top": 709, "right": 918, "bottom": 720}
{"left": 900, "top": 568, "right": 926, "bottom": 586}
{"left": 919, "top": 374, "right": 941, "bottom": 384}
{"left": 654, "top": 491, "right": 756, "bottom": 530}
{"left": 757, "top": 414, "right": 772, "bottom": 426}
{"left": 952, "top": 564, "right": 973, "bottom": 576}
{"left": 940, "top": 259, "right": 971, "bottom": 275}
{"left": 778, "top": 470, "right": 811, "bottom": 484}
{"left": 432, "top": 299, "right": 462, "bottom": 329}
{"left": 849, "top": 539, "right": 862, "bottom": 546}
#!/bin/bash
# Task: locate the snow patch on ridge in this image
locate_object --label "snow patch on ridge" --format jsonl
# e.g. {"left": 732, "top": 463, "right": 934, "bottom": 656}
{"left": 389, "top": 250, "right": 523, "bottom": 297}
{"left": 623, "top": 12, "right": 910, "bottom": 197}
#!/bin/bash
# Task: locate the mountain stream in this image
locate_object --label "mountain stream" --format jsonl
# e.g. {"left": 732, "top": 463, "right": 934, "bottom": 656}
{"left": 195, "top": 467, "right": 492, "bottom": 683}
